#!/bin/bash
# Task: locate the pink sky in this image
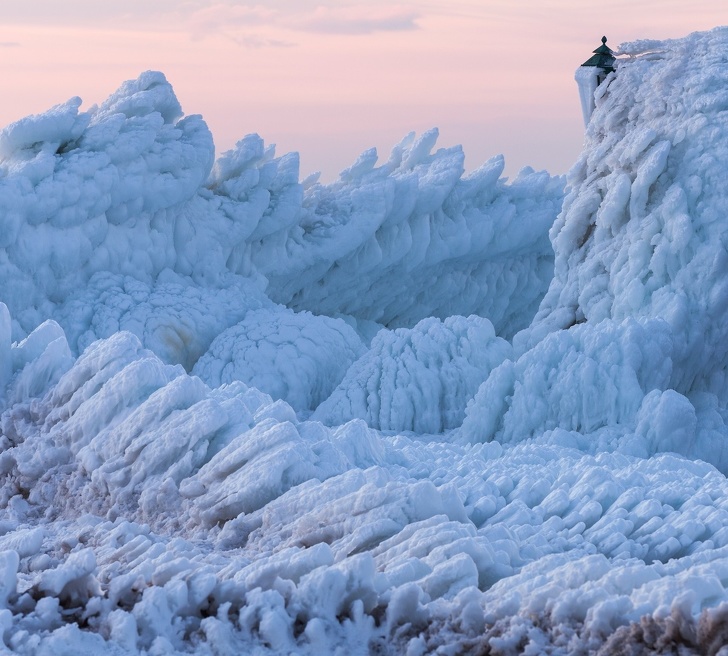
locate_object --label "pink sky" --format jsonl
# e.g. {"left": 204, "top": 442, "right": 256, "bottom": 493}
{"left": 1, "top": 1, "right": 726, "bottom": 181}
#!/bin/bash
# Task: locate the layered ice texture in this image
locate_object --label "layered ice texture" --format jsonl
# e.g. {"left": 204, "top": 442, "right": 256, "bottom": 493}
{"left": 1, "top": 26, "right": 728, "bottom": 655}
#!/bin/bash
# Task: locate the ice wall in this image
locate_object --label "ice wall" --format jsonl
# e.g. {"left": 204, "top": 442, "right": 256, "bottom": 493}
{"left": 253, "top": 135, "right": 563, "bottom": 337}
{"left": 0, "top": 75, "right": 563, "bottom": 354}
{"left": 0, "top": 70, "right": 562, "bottom": 416}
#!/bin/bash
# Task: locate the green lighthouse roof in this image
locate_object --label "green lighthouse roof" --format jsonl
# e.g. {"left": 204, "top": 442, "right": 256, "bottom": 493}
{"left": 582, "top": 36, "right": 616, "bottom": 72}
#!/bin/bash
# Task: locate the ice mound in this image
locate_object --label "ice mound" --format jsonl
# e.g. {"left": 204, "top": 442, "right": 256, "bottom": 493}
{"left": 0, "top": 72, "right": 216, "bottom": 336}
{"left": 461, "top": 318, "right": 673, "bottom": 444}
{"left": 192, "top": 308, "right": 365, "bottom": 412}
{"left": 314, "top": 314, "right": 512, "bottom": 433}
{"left": 55, "top": 272, "right": 268, "bottom": 370}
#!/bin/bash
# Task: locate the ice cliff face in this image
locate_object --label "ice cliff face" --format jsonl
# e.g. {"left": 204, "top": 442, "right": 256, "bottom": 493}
{"left": 533, "top": 28, "right": 728, "bottom": 389}
{"left": 2, "top": 25, "right": 728, "bottom": 656}
{"left": 461, "top": 27, "right": 728, "bottom": 466}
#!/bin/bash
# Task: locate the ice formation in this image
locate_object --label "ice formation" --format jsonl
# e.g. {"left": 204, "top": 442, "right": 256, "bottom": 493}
{"left": 1, "top": 25, "right": 728, "bottom": 656}
{"left": 313, "top": 315, "right": 512, "bottom": 433}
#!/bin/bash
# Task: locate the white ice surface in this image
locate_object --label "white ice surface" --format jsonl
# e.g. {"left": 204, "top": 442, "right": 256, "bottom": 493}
{"left": 1, "top": 26, "right": 728, "bottom": 656}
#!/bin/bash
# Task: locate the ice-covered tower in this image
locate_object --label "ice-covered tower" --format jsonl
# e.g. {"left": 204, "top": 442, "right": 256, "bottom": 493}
{"left": 576, "top": 36, "right": 616, "bottom": 126}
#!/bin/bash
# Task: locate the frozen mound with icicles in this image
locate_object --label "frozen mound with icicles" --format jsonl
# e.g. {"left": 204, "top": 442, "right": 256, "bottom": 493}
{"left": 3, "top": 25, "right": 728, "bottom": 656}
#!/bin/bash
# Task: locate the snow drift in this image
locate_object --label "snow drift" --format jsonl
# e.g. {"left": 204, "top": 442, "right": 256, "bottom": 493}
{"left": 1, "top": 25, "right": 728, "bottom": 656}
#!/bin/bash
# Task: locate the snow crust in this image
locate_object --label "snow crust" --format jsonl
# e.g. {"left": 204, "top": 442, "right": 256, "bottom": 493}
{"left": 1, "top": 26, "right": 728, "bottom": 655}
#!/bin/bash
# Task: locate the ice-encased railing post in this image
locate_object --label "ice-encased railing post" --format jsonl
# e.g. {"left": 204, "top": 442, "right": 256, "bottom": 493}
{"left": 575, "top": 66, "right": 600, "bottom": 126}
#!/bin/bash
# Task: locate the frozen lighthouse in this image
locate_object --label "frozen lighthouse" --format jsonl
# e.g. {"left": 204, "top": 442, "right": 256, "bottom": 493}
{"left": 576, "top": 36, "right": 616, "bottom": 126}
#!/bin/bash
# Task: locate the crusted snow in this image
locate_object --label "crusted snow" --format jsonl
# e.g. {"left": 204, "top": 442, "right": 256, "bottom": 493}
{"left": 1, "top": 25, "right": 728, "bottom": 656}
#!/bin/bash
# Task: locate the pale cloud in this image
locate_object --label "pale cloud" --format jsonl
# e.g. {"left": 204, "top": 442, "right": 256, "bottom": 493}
{"left": 291, "top": 6, "right": 420, "bottom": 35}
{"left": 227, "top": 34, "right": 296, "bottom": 49}
{"left": 186, "top": 3, "right": 420, "bottom": 43}
{"left": 188, "top": 4, "right": 276, "bottom": 31}
{"left": 0, "top": 1, "right": 190, "bottom": 27}
{"left": 0, "top": 2, "right": 420, "bottom": 43}
{"left": 185, "top": 5, "right": 295, "bottom": 46}
{"left": 0, "top": 42, "right": 20, "bottom": 47}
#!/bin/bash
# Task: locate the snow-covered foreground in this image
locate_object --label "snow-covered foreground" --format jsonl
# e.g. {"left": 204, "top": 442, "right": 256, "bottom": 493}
{"left": 2, "top": 26, "right": 728, "bottom": 655}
